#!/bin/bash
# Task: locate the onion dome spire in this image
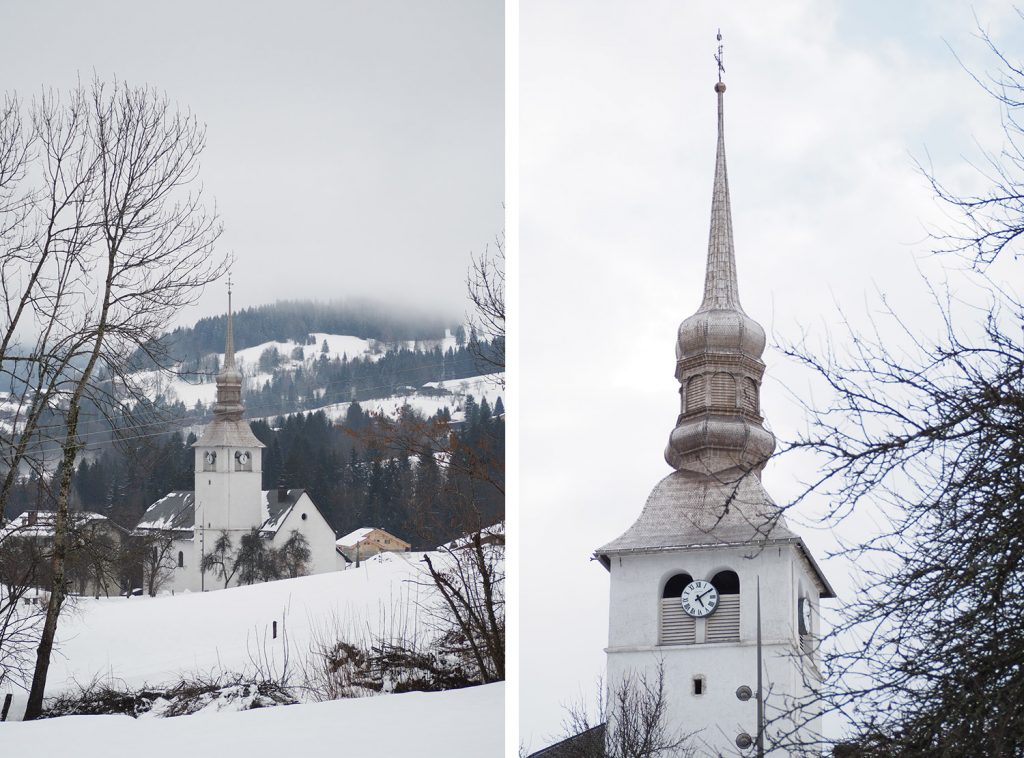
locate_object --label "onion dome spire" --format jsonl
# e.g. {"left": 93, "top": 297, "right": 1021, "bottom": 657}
{"left": 701, "top": 77, "right": 742, "bottom": 311}
{"left": 213, "top": 276, "right": 244, "bottom": 421}
{"left": 664, "top": 64, "right": 775, "bottom": 477}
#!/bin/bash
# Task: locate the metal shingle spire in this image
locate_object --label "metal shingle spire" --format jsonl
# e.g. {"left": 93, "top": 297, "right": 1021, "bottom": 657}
{"left": 664, "top": 34, "right": 774, "bottom": 477}
{"left": 213, "top": 274, "right": 245, "bottom": 421}
{"left": 700, "top": 31, "right": 743, "bottom": 313}
{"left": 224, "top": 273, "right": 235, "bottom": 369}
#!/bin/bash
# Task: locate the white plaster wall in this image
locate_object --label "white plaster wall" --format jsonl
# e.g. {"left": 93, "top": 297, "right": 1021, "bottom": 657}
{"left": 194, "top": 446, "right": 263, "bottom": 533}
{"left": 606, "top": 544, "right": 823, "bottom": 755}
{"left": 270, "top": 494, "right": 342, "bottom": 575}
{"left": 163, "top": 538, "right": 198, "bottom": 594}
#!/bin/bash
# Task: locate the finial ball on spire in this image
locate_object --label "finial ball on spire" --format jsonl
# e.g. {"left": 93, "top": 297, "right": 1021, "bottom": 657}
{"left": 714, "top": 81, "right": 726, "bottom": 93}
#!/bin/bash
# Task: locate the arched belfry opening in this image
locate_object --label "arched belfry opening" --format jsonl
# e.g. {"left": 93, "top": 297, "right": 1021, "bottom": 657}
{"left": 662, "top": 572, "right": 694, "bottom": 598}
{"left": 706, "top": 570, "right": 740, "bottom": 642}
{"left": 660, "top": 572, "right": 696, "bottom": 645}
{"left": 710, "top": 570, "right": 739, "bottom": 594}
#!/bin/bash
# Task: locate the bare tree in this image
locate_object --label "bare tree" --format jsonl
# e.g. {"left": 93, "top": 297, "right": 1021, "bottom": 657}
{"left": 138, "top": 532, "right": 177, "bottom": 597}
{"left": 200, "top": 531, "right": 239, "bottom": 589}
{"left": 554, "top": 662, "right": 696, "bottom": 758}
{"left": 276, "top": 530, "right": 311, "bottom": 579}
{"left": 7, "top": 78, "right": 227, "bottom": 720}
{"left": 421, "top": 528, "right": 504, "bottom": 684}
{"left": 466, "top": 229, "right": 505, "bottom": 384}
{"left": 0, "top": 524, "right": 48, "bottom": 692}
{"left": 766, "top": 18, "right": 1024, "bottom": 756}
{"left": 236, "top": 528, "right": 278, "bottom": 585}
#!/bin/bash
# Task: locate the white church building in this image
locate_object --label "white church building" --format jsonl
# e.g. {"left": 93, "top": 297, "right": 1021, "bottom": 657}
{"left": 135, "top": 294, "right": 343, "bottom": 592}
{"left": 594, "top": 74, "right": 834, "bottom": 754}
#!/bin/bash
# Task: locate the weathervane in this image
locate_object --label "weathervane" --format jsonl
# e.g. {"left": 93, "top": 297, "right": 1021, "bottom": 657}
{"left": 715, "top": 29, "right": 725, "bottom": 83}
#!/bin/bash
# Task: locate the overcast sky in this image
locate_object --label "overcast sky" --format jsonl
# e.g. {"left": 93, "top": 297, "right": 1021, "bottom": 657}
{"left": 0, "top": 0, "right": 503, "bottom": 326}
{"left": 520, "top": 0, "right": 1023, "bottom": 749}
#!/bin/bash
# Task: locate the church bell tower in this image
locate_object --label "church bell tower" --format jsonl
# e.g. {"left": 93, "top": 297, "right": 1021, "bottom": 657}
{"left": 596, "top": 49, "right": 834, "bottom": 755}
{"left": 193, "top": 284, "right": 265, "bottom": 542}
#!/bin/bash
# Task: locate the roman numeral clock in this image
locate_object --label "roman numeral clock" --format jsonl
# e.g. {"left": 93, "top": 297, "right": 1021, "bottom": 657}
{"left": 680, "top": 580, "right": 719, "bottom": 618}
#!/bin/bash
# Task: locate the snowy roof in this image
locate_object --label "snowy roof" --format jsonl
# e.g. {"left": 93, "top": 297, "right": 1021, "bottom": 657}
{"left": 1, "top": 510, "right": 116, "bottom": 540}
{"left": 193, "top": 418, "right": 265, "bottom": 449}
{"left": 438, "top": 522, "right": 505, "bottom": 550}
{"left": 597, "top": 470, "right": 797, "bottom": 554}
{"left": 260, "top": 489, "right": 306, "bottom": 534}
{"left": 133, "top": 489, "right": 307, "bottom": 536}
{"left": 596, "top": 470, "right": 835, "bottom": 597}
{"left": 135, "top": 492, "right": 196, "bottom": 533}
{"left": 336, "top": 527, "right": 377, "bottom": 547}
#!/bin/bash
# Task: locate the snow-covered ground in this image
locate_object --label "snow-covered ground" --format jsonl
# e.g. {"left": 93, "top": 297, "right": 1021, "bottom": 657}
{"left": 2, "top": 550, "right": 498, "bottom": 724}
{"left": 3, "top": 682, "right": 504, "bottom": 757}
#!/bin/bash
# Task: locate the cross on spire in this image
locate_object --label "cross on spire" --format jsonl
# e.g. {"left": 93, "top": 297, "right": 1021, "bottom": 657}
{"left": 224, "top": 273, "right": 236, "bottom": 370}
{"left": 715, "top": 29, "right": 725, "bottom": 83}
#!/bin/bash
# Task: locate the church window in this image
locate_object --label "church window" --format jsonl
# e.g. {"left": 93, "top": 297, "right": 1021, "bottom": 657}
{"left": 706, "top": 570, "right": 740, "bottom": 642}
{"left": 685, "top": 376, "right": 706, "bottom": 412}
{"left": 709, "top": 373, "right": 736, "bottom": 408}
{"left": 301, "top": 513, "right": 308, "bottom": 520}
{"left": 693, "top": 676, "right": 705, "bottom": 695}
{"left": 660, "top": 573, "right": 696, "bottom": 645}
{"left": 741, "top": 377, "right": 758, "bottom": 414}
{"left": 177, "top": 551, "right": 184, "bottom": 568}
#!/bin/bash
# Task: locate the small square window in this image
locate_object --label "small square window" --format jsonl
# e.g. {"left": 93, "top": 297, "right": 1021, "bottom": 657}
{"left": 693, "top": 676, "right": 705, "bottom": 696}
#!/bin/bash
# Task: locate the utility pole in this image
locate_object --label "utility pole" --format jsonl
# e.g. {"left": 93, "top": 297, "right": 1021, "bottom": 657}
{"left": 756, "top": 576, "right": 765, "bottom": 758}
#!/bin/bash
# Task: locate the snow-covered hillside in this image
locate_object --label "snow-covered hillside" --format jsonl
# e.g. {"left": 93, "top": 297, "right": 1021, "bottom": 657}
{"left": 134, "top": 332, "right": 391, "bottom": 408}
{"left": 307, "top": 373, "right": 504, "bottom": 426}
{"left": 3, "top": 682, "right": 504, "bottom": 758}
{"left": 132, "top": 329, "right": 502, "bottom": 426}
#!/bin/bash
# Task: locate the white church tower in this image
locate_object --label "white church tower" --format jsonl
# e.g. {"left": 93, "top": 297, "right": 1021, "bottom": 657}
{"left": 595, "top": 65, "right": 834, "bottom": 755}
{"left": 193, "top": 285, "right": 265, "bottom": 544}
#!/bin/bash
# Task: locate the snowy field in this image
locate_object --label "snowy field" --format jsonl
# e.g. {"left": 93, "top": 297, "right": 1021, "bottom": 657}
{"left": 3, "top": 682, "right": 504, "bottom": 757}
{"left": 2, "top": 551, "right": 499, "bottom": 725}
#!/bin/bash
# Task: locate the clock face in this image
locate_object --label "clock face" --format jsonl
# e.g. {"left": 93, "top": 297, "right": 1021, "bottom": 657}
{"left": 236, "top": 451, "right": 250, "bottom": 465}
{"left": 799, "top": 597, "right": 813, "bottom": 636}
{"left": 680, "top": 580, "right": 719, "bottom": 618}
{"left": 204, "top": 451, "right": 216, "bottom": 465}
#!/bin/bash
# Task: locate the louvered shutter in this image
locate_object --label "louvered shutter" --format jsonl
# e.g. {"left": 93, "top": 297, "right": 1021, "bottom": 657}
{"left": 685, "top": 376, "right": 706, "bottom": 412}
{"left": 705, "top": 595, "right": 740, "bottom": 642}
{"left": 660, "top": 598, "right": 696, "bottom": 645}
{"left": 709, "top": 373, "right": 736, "bottom": 408}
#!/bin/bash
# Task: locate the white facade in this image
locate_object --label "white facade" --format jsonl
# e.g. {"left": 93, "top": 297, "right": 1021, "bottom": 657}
{"left": 605, "top": 544, "right": 826, "bottom": 755}
{"left": 194, "top": 440, "right": 264, "bottom": 537}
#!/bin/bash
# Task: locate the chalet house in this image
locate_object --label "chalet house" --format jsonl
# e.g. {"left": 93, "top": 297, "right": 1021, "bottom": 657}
{"left": 335, "top": 527, "right": 411, "bottom": 564}
{"left": 0, "top": 510, "right": 126, "bottom": 597}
